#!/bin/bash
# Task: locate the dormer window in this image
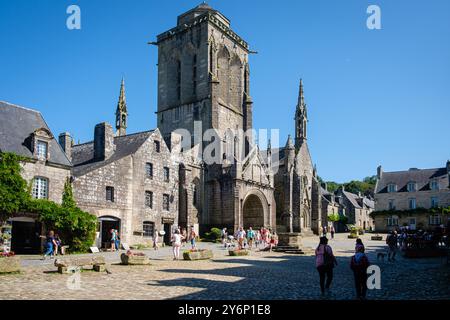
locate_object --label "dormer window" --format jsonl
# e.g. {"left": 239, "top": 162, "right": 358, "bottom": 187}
{"left": 387, "top": 184, "right": 397, "bottom": 193}
{"left": 430, "top": 180, "right": 439, "bottom": 191}
{"left": 407, "top": 182, "right": 417, "bottom": 192}
{"left": 36, "top": 140, "right": 48, "bottom": 160}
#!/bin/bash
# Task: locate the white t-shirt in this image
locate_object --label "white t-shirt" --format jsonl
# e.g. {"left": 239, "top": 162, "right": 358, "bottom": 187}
{"left": 172, "top": 234, "right": 182, "bottom": 246}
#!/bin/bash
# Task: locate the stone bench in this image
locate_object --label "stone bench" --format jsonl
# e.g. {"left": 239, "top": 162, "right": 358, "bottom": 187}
{"left": 54, "top": 256, "right": 106, "bottom": 274}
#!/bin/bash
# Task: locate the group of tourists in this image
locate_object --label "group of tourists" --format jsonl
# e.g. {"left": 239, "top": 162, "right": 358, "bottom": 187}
{"left": 315, "top": 237, "right": 370, "bottom": 300}
{"left": 221, "top": 226, "right": 278, "bottom": 251}
{"left": 41, "top": 230, "right": 62, "bottom": 260}
{"left": 171, "top": 226, "right": 198, "bottom": 260}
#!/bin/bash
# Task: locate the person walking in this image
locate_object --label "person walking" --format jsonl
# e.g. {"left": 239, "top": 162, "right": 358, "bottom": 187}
{"left": 315, "top": 236, "right": 337, "bottom": 296}
{"left": 221, "top": 227, "right": 228, "bottom": 246}
{"left": 236, "top": 227, "right": 246, "bottom": 250}
{"left": 255, "top": 230, "right": 261, "bottom": 249}
{"left": 153, "top": 230, "right": 159, "bottom": 250}
{"left": 246, "top": 227, "right": 255, "bottom": 249}
{"left": 355, "top": 238, "right": 365, "bottom": 252}
{"left": 115, "top": 229, "right": 121, "bottom": 251}
{"left": 42, "top": 230, "right": 57, "bottom": 260}
{"left": 322, "top": 226, "right": 328, "bottom": 237}
{"left": 330, "top": 225, "right": 335, "bottom": 239}
{"left": 171, "top": 229, "right": 184, "bottom": 260}
{"left": 110, "top": 229, "right": 116, "bottom": 252}
{"left": 386, "top": 230, "right": 398, "bottom": 262}
{"left": 189, "top": 227, "right": 197, "bottom": 250}
{"left": 54, "top": 233, "right": 61, "bottom": 256}
{"left": 350, "top": 245, "right": 370, "bottom": 300}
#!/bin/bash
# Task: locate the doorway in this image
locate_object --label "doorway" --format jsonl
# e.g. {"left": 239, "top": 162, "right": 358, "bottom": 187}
{"left": 10, "top": 220, "right": 42, "bottom": 254}
{"left": 163, "top": 223, "right": 172, "bottom": 245}
{"left": 98, "top": 216, "right": 121, "bottom": 249}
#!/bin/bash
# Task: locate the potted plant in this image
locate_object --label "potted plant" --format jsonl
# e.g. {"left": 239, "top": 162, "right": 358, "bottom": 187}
{"left": 120, "top": 250, "right": 150, "bottom": 265}
{"left": 371, "top": 234, "right": 383, "bottom": 241}
{"left": 0, "top": 251, "right": 21, "bottom": 274}
{"left": 228, "top": 249, "right": 250, "bottom": 256}
{"left": 183, "top": 248, "right": 213, "bottom": 260}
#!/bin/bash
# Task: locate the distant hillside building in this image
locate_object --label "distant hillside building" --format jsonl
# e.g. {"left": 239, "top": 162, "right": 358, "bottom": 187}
{"left": 373, "top": 163, "right": 450, "bottom": 231}
{"left": 0, "top": 101, "right": 72, "bottom": 253}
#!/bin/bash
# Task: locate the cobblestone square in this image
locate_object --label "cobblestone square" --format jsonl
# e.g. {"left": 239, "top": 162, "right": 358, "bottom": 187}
{"left": 1, "top": 234, "right": 449, "bottom": 300}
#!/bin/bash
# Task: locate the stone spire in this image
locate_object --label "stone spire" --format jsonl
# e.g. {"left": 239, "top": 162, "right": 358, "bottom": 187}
{"left": 115, "top": 78, "right": 128, "bottom": 136}
{"left": 295, "top": 78, "right": 308, "bottom": 149}
{"left": 286, "top": 134, "right": 294, "bottom": 149}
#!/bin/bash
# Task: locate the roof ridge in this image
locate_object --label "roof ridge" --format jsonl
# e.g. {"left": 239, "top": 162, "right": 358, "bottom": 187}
{"left": 0, "top": 101, "right": 41, "bottom": 114}
{"left": 73, "top": 129, "right": 156, "bottom": 147}
{"left": 384, "top": 167, "right": 445, "bottom": 174}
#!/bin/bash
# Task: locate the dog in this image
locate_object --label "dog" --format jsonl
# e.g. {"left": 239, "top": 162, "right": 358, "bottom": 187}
{"left": 377, "top": 252, "right": 386, "bottom": 262}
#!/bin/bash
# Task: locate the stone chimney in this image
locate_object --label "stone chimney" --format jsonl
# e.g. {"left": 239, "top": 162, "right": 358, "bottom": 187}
{"left": 94, "top": 122, "right": 115, "bottom": 160}
{"left": 58, "top": 132, "right": 72, "bottom": 161}
{"left": 377, "top": 165, "right": 383, "bottom": 179}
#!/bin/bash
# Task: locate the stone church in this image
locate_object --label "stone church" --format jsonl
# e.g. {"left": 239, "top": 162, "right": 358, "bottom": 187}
{"left": 154, "top": 3, "right": 276, "bottom": 234}
{"left": 272, "top": 80, "right": 322, "bottom": 236}
{"left": 152, "top": 3, "right": 322, "bottom": 236}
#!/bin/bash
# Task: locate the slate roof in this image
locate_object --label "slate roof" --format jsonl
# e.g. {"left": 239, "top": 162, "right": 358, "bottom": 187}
{"left": 0, "top": 101, "right": 71, "bottom": 167}
{"left": 71, "top": 130, "right": 154, "bottom": 176}
{"left": 375, "top": 167, "right": 449, "bottom": 193}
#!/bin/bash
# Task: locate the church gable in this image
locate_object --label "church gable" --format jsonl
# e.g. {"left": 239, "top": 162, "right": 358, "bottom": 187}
{"left": 242, "top": 146, "right": 271, "bottom": 185}
{"left": 295, "top": 143, "right": 314, "bottom": 178}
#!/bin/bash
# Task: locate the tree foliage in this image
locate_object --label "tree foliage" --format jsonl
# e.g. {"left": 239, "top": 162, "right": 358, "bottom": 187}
{"left": 321, "top": 175, "right": 377, "bottom": 198}
{"left": 0, "top": 152, "right": 96, "bottom": 253}
{"left": 0, "top": 152, "right": 30, "bottom": 222}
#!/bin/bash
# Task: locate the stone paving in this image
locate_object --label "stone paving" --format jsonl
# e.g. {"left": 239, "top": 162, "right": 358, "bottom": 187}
{"left": 0, "top": 234, "right": 449, "bottom": 300}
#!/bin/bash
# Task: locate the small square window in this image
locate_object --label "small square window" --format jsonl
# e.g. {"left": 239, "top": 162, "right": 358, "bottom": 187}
{"left": 145, "top": 163, "right": 153, "bottom": 178}
{"left": 163, "top": 167, "right": 170, "bottom": 182}
{"left": 430, "top": 180, "right": 439, "bottom": 191}
{"left": 143, "top": 221, "right": 155, "bottom": 238}
{"left": 388, "top": 199, "right": 395, "bottom": 210}
{"left": 154, "top": 141, "right": 160, "bottom": 153}
{"left": 36, "top": 141, "right": 48, "bottom": 160}
{"left": 32, "top": 177, "right": 48, "bottom": 199}
{"left": 163, "top": 194, "right": 170, "bottom": 211}
{"left": 106, "top": 186, "right": 115, "bottom": 202}
{"left": 408, "top": 198, "right": 416, "bottom": 209}
{"left": 145, "top": 191, "right": 153, "bottom": 208}
{"left": 431, "top": 197, "right": 439, "bottom": 208}
{"left": 387, "top": 184, "right": 397, "bottom": 193}
{"left": 407, "top": 182, "right": 417, "bottom": 192}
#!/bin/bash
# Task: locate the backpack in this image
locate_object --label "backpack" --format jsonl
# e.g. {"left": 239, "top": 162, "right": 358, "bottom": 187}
{"left": 351, "top": 254, "right": 369, "bottom": 271}
{"left": 323, "top": 245, "right": 334, "bottom": 267}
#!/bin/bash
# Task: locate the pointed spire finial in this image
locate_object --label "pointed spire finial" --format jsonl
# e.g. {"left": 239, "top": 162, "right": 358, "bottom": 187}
{"left": 116, "top": 77, "right": 128, "bottom": 136}
{"left": 298, "top": 78, "right": 305, "bottom": 107}
{"left": 286, "top": 134, "right": 294, "bottom": 149}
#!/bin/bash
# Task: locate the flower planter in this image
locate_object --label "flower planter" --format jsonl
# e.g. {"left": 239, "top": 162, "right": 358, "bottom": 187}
{"left": 120, "top": 253, "right": 150, "bottom": 265}
{"left": 348, "top": 234, "right": 359, "bottom": 239}
{"left": 228, "top": 249, "right": 250, "bottom": 256}
{"left": 0, "top": 257, "right": 20, "bottom": 274}
{"left": 183, "top": 249, "right": 213, "bottom": 261}
{"left": 371, "top": 236, "right": 383, "bottom": 241}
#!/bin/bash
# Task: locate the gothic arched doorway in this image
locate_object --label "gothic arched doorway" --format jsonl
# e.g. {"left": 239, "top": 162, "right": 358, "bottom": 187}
{"left": 242, "top": 191, "right": 269, "bottom": 229}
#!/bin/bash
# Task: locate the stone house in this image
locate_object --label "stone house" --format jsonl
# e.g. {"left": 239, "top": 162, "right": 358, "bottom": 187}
{"left": 320, "top": 186, "right": 342, "bottom": 230}
{"left": 67, "top": 82, "right": 180, "bottom": 248}
{"left": 334, "top": 187, "right": 374, "bottom": 231}
{"left": 373, "top": 163, "right": 450, "bottom": 232}
{"left": 0, "top": 101, "right": 72, "bottom": 253}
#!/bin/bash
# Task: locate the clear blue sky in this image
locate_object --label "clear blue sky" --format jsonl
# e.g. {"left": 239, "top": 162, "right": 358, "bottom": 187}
{"left": 1, "top": 0, "right": 449, "bottom": 182}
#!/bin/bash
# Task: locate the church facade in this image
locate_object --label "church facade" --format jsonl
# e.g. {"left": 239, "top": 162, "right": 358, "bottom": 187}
{"left": 154, "top": 3, "right": 276, "bottom": 233}
{"left": 153, "top": 4, "right": 321, "bottom": 236}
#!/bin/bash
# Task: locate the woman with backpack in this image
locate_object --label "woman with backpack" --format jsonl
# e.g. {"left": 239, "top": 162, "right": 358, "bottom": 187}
{"left": 350, "top": 245, "right": 370, "bottom": 300}
{"left": 315, "top": 236, "right": 337, "bottom": 296}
